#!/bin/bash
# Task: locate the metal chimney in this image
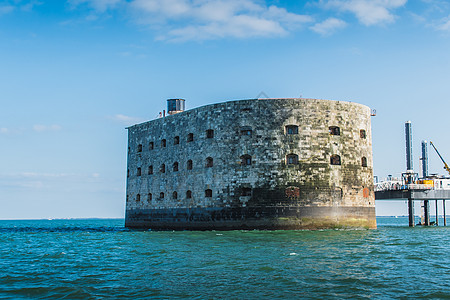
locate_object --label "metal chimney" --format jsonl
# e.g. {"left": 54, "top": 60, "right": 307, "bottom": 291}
{"left": 405, "top": 121, "right": 413, "bottom": 172}
{"left": 421, "top": 140, "right": 428, "bottom": 178}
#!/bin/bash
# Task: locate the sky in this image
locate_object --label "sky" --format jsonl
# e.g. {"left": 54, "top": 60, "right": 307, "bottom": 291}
{"left": 1, "top": 0, "right": 450, "bottom": 219}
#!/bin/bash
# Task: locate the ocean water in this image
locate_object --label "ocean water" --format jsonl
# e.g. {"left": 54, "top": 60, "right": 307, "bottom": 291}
{"left": 0, "top": 217, "right": 449, "bottom": 299}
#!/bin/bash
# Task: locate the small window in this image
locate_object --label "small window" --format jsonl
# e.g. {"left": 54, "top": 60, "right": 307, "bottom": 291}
{"left": 160, "top": 192, "right": 164, "bottom": 199}
{"left": 186, "top": 190, "right": 192, "bottom": 199}
{"left": 285, "top": 125, "right": 298, "bottom": 135}
{"left": 128, "top": 147, "right": 130, "bottom": 153}
{"left": 148, "top": 165, "right": 153, "bottom": 175}
{"left": 206, "top": 129, "right": 214, "bottom": 138}
{"left": 173, "top": 162, "right": 179, "bottom": 172}
{"left": 241, "top": 187, "right": 252, "bottom": 196}
{"left": 240, "top": 154, "right": 252, "bottom": 166}
{"left": 286, "top": 154, "right": 298, "bottom": 165}
{"left": 137, "top": 144, "right": 143, "bottom": 152}
{"left": 206, "top": 157, "right": 213, "bottom": 167}
{"left": 161, "top": 139, "right": 166, "bottom": 147}
{"left": 331, "top": 154, "right": 341, "bottom": 165}
{"left": 127, "top": 169, "right": 130, "bottom": 177}
{"left": 172, "top": 191, "right": 178, "bottom": 199}
{"left": 240, "top": 127, "right": 252, "bottom": 136}
{"left": 136, "top": 194, "right": 141, "bottom": 202}
{"left": 205, "top": 189, "right": 212, "bottom": 197}
{"left": 362, "top": 157, "right": 368, "bottom": 167}
{"left": 137, "top": 167, "right": 141, "bottom": 176}
{"left": 187, "top": 159, "right": 193, "bottom": 170}
{"left": 187, "top": 133, "right": 194, "bottom": 142}
{"left": 149, "top": 142, "right": 154, "bottom": 150}
{"left": 360, "top": 129, "right": 366, "bottom": 139}
{"left": 148, "top": 193, "right": 152, "bottom": 201}
{"left": 329, "top": 126, "right": 340, "bottom": 136}
{"left": 160, "top": 164, "right": 165, "bottom": 173}
{"left": 174, "top": 136, "right": 180, "bottom": 145}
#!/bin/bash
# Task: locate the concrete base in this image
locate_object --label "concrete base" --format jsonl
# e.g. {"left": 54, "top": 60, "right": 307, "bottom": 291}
{"left": 125, "top": 206, "right": 376, "bottom": 230}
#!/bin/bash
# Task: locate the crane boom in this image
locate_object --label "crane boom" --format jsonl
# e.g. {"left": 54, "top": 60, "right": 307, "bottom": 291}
{"left": 430, "top": 141, "right": 450, "bottom": 176}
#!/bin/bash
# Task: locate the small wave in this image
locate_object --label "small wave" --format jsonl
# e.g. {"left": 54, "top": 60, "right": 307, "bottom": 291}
{"left": 1, "top": 286, "right": 94, "bottom": 299}
{"left": 0, "top": 226, "right": 128, "bottom": 233}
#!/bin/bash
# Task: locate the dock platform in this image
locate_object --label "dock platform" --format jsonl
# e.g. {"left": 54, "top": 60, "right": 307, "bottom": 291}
{"left": 375, "top": 188, "right": 449, "bottom": 227}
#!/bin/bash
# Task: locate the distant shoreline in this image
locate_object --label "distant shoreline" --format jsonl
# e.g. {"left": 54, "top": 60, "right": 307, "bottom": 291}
{"left": 1, "top": 216, "right": 449, "bottom": 221}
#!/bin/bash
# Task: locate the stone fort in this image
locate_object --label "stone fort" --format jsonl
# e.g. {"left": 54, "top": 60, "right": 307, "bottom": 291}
{"left": 125, "top": 98, "right": 376, "bottom": 229}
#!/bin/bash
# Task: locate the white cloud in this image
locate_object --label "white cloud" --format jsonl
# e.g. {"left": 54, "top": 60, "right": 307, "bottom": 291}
{"left": 33, "top": 124, "right": 62, "bottom": 132}
{"left": 69, "top": 0, "right": 123, "bottom": 12}
{"left": 0, "top": 127, "right": 25, "bottom": 135}
{"left": 0, "top": 172, "right": 100, "bottom": 190}
{"left": 0, "top": 1, "right": 43, "bottom": 14}
{"left": 0, "top": 4, "right": 14, "bottom": 15}
{"left": 310, "top": 17, "right": 347, "bottom": 35}
{"left": 109, "top": 114, "right": 145, "bottom": 125}
{"left": 79, "top": 0, "right": 313, "bottom": 41}
{"left": 323, "top": 0, "right": 407, "bottom": 26}
{"left": 164, "top": 15, "right": 287, "bottom": 41}
{"left": 436, "top": 15, "right": 450, "bottom": 31}
{"left": 21, "top": 1, "right": 43, "bottom": 12}
{"left": 19, "top": 172, "right": 72, "bottom": 178}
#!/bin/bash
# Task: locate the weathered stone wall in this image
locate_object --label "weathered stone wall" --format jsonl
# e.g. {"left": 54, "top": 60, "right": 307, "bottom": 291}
{"left": 125, "top": 98, "right": 376, "bottom": 229}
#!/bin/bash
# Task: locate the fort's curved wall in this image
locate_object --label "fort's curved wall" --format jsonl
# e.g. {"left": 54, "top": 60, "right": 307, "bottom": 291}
{"left": 125, "top": 98, "right": 376, "bottom": 229}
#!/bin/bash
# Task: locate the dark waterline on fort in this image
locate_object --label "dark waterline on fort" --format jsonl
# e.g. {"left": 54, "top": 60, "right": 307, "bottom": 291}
{"left": 0, "top": 218, "right": 449, "bottom": 299}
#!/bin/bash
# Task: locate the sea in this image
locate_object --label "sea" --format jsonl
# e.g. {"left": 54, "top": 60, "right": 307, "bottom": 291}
{"left": 0, "top": 217, "right": 448, "bottom": 299}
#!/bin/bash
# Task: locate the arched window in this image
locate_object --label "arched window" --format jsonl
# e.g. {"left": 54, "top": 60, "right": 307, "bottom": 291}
{"left": 160, "top": 164, "right": 165, "bottom": 173}
{"left": 240, "top": 154, "right": 252, "bottom": 166}
{"left": 360, "top": 129, "right": 366, "bottom": 139}
{"left": 187, "top": 133, "right": 194, "bottom": 142}
{"left": 137, "top": 167, "right": 141, "bottom": 176}
{"left": 331, "top": 154, "right": 341, "bottom": 165}
{"left": 286, "top": 154, "right": 298, "bottom": 165}
{"left": 361, "top": 157, "right": 368, "bottom": 167}
{"left": 173, "top": 191, "right": 178, "bottom": 199}
{"left": 206, "top": 157, "right": 213, "bottom": 167}
{"left": 285, "top": 125, "right": 298, "bottom": 135}
{"left": 186, "top": 190, "right": 192, "bottom": 199}
{"left": 206, "top": 129, "right": 214, "bottom": 138}
{"left": 148, "top": 165, "right": 153, "bottom": 175}
{"left": 148, "top": 193, "right": 152, "bottom": 201}
{"left": 160, "top": 192, "right": 164, "bottom": 199}
{"left": 187, "top": 159, "right": 193, "bottom": 170}
{"left": 161, "top": 139, "right": 166, "bottom": 147}
{"left": 149, "top": 142, "right": 154, "bottom": 150}
{"left": 329, "top": 126, "right": 340, "bottom": 136}
{"left": 137, "top": 144, "right": 143, "bottom": 152}
{"left": 173, "top": 162, "right": 179, "bottom": 172}
{"left": 136, "top": 194, "right": 141, "bottom": 202}
{"left": 205, "top": 189, "right": 212, "bottom": 197}
{"left": 174, "top": 136, "right": 180, "bottom": 145}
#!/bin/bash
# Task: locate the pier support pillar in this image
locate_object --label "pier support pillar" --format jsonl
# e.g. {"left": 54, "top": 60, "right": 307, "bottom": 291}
{"left": 435, "top": 200, "right": 439, "bottom": 226}
{"left": 424, "top": 200, "right": 430, "bottom": 226}
{"left": 408, "top": 197, "right": 414, "bottom": 227}
{"left": 444, "top": 200, "right": 447, "bottom": 226}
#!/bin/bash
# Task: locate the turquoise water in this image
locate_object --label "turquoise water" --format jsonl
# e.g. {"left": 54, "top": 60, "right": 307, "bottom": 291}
{"left": 0, "top": 218, "right": 449, "bottom": 299}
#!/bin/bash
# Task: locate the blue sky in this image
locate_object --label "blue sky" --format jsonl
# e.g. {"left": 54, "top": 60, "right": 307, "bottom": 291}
{"left": 1, "top": 0, "right": 450, "bottom": 219}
